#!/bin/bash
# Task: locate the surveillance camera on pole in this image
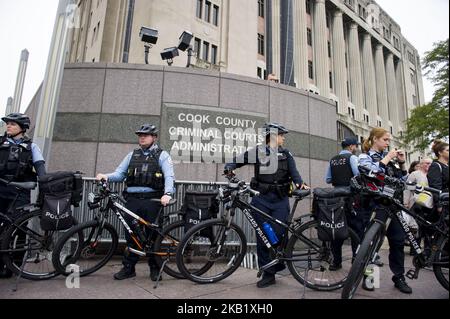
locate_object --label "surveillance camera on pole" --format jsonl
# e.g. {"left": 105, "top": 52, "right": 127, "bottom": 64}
{"left": 139, "top": 27, "right": 158, "bottom": 64}
{"left": 160, "top": 47, "right": 179, "bottom": 66}
{"left": 178, "top": 31, "right": 194, "bottom": 67}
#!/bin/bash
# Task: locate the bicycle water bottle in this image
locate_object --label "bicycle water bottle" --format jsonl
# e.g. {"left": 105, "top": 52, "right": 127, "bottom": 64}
{"left": 262, "top": 222, "right": 279, "bottom": 245}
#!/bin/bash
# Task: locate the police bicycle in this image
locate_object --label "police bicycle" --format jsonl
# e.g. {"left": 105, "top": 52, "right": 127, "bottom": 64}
{"left": 0, "top": 178, "right": 76, "bottom": 281}
{"left": 51, "top": 179, "right": 187, "bottom": 285}
{"left": 341, "top": 167, "right": 449, "bottom": 299}
{"left": 175, "top": 175, "right": 360, "bottom": 291}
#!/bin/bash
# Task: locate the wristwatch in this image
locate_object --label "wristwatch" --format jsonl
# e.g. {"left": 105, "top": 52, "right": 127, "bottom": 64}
{"left": 164, "top": 192, "right": 173, "bottom": 198}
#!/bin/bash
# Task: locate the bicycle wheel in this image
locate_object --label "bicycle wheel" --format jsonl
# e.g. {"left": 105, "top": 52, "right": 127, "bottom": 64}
{"left": 286, "top": 220, "right": 360, "bottom": 291}
{"left": 52, "top": 220, "right": 118, "bottom": 277}
{"left": 433, "top": 235, "right": 449, "bottom": 291}
{"left": 341, "top": 222, "right": 383, "bottom": 299}
{"left": 1, "top": 210, "right": 72, "bottom": 280}
{"left": 153, "top": 220, "right": 187, "bottom": 279}
{"left": 176, "top": 218, "right": 247, "bottom": 284}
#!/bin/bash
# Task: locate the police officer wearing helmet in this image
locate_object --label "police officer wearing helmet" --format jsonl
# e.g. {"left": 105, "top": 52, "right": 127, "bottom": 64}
{"left": 0, "top": 113, "right": 46, "bottom": 278}
{"left": 224, "top": 123, "right": 309, "bottom": 288}
{"left": 324, "top": 137, "right": 361, "bottom": 270}
{"left": 96, "top": 123, "right": 175, "bottom": 281}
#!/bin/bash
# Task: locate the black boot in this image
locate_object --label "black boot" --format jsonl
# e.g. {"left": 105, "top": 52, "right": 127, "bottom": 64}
{"left": 149, "top": 265, "right": 161, "bottom": 282}
{"left": 0, "top": 266, "right": 13, "bottom": 279}
{"left": 113, "top": 265, "right": 136, "bottom": 280}
{"left": 393, "top": 276, "right": 412, "bottom": 294}
{"left": 257, "top": 273, "right": 276, "bottom": 288}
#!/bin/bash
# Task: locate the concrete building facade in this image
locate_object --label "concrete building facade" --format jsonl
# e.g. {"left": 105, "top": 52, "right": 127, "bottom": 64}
{"left": 67, "top": 0, "right": 425, "bottom": 162}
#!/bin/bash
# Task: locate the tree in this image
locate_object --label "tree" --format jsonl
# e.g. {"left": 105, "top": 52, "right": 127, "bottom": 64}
{"left": 403, "top": 39, "right": 449, "bottom": 152}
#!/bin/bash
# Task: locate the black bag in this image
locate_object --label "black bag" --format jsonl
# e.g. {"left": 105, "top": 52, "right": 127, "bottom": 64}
{"left": 181, "top": 190, "right": 219, "bottom": 233}
{"left": 40, "top": 192, "right": 74, "bottom": 231}
{"left": 38, "top": 171, "right": 83, "bottom": 207}
{"left": 313, "top": 188, "right": 350, "bottom": 242}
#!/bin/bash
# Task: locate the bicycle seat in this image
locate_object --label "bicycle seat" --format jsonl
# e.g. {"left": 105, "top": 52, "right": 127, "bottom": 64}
{"left": 150, "top": 198, "right": 178, "bottom": 206}
{"left": 313, "top": 186, "right": 353, "bottom": 198}
{"left": 8, "top": 181, "right": 37, "bottom": 190}
{"left": 292, "top": 189, "right": 311, "bottom": 199}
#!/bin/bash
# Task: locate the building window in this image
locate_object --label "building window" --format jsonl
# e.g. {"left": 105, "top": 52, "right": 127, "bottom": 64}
{"left": 202, "top": 41, "right": 209, "bottom": 61}
{"left": 257, "top": 67, "right": 262, "bottom": 79}
{"left": 329, "top": 72, "right": 333, "bottom": 89}
{"left": 306, "top": 0, "right": 311, "bottom": 14}
{"left": 213, "top": 5, "right": 219, "bottom": 26}
{"left": 345, "top": 52, "right": 348, "bottom": 68}
{"left": 347, "top": 81, "right": 350, "bottom": 97}
{"left": 258, "top": 33, "right": 265, "bottom": 56}
{"left": 307, "top": 28, "right": 312, "bottom": 46}
{"left": 351, "top": 109, "right": 355, "bottom": 119}
{"left": 91, "top": 26, "right": 97, "bottom": 46}
{"left": 211, "top": 44, "right": 218, "bottom": 64}
{"left": 258, "top": 0, "right": 265, "bottom": 18}
{"left": 196, "top": 0, "right": 203, "bottom": 19}
{"left": 328, "top": 41, "right": 331, "bottom": 57}
{"left": 308, "top": 60, "right": 314, "bottom": 79}
{"left": 194, "top": 37, "right": 201, "bottom": 59}
{"left": 205, "top": 1, "right": 211, "bottom": 23}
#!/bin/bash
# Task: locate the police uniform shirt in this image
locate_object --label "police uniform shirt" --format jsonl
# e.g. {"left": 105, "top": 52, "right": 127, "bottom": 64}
{"left": 359, "top": 149, "right": 407, "bottom": 180}
{"left": 325, "top": 150, "right": 359, "bottom": 184}
{"left": 107, "top": 144, "right": 175, "bottom": 194}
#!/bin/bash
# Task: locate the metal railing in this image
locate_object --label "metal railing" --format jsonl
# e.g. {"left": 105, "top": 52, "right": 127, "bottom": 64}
{"left": 73, "top": 178, "right": 259, "bottom": 269}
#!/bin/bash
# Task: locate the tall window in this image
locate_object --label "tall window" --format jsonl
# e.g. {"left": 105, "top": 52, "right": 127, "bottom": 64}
{"left": 205, "top": 1, "right": 211, "bottom": 23}
{"left": 194, "top": 38, "right": 201, "bottom": 59}
{"left": 213, "top": 5, "right": 219, "bottom": 26}
{"left": 211, "top": 45, "right": 218, "bottom": 64}
{"left": 308, "top": 60, "right": 314, "bottom": 79}
{"left": 307, "top": 28, "right": 312, "bottom": 46}
{"left": 329, "top": 72, "right": 333, "bottom": 89}
{"left": 328, "top": 41, "right": 331, "bottom": 57}
{"left": 258, "top": 0, "right": 265, "bottom": 18}
{"left": 196, "top": 0, "right": 203, "bottom": 19}
{"left": 202, "top": 41, "right": 209, "bottom": 61}
{"left": 258, "top": 34, "right": 265, "bottom": 56}
{"left": 306, "top": 0, "right": 311, "bottom": 14}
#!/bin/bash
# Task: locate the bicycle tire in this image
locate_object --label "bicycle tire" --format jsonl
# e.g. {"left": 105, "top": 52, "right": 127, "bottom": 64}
{"left": 285, "top": 220, "right": 360, "bottom": 291}
{"left": 341, "top": 222, "right": 383, "bottom": 299}
{"left": 153, "top": 220, "right": 187, "bottom": 279}
{"left": 433, "top": 234, "right": 449, "bottom": 291}
{"left": 1, "top": 210, "right": 69, "bottom": 280}
{"left": 176, "top": 218, "right": 247, "bottom": 284}
{"left": 52, "top": 220, "right": 118, "bottom": 277}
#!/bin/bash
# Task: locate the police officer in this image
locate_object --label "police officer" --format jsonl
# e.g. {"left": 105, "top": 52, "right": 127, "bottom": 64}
{"left": 324, "top": 137, "right": 361, "bottom": 270}
{"left": 96, "top": 124, "right": 175, "bottom": 281}
{"left": 359, "top": 127, "right": 411, "bottom": 294}
{"left": 0, "top": 113, "right": 46, "bottom": 278}
{"left": 224, "top": 123, "right": 309, "bottom": 288}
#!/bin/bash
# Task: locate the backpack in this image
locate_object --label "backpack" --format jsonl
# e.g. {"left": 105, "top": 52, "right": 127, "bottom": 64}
{"left": 312, "top": 187, "right": 351, "bottom": 242}
{"left": 181, "top": 190, "right": 220, "bottom": 234}
{"left": 37, "top": 171, "right": 83, "bottom": 231}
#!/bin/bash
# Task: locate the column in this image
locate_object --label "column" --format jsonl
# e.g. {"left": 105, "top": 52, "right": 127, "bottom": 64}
{"left": 347, "top": 22, "right": 364, "bottom": 120}
{"left": 374, "top": 43, "right": 389, "bottom": 125}
{"left": 331, "top": 9, "right": 347, "bottom": 115}
{"left": 313, "top": 0, "right": 329, "bottom": 97}
{"left": 385, "top": 52, "right": 399, "bottom": 134}
{"left": 361, "top": 33, "right": 377, "bottom": 126}
{"left": 293, "top": 0, "right": 308, "bottom": 90}
{"left": 271, "top": 0, "right": 281, "bottom": 78}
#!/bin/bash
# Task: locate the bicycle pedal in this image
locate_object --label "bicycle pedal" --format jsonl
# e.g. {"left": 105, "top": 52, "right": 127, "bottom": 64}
{"left": 405, "top": 269, "right": 417, "bottom": 280}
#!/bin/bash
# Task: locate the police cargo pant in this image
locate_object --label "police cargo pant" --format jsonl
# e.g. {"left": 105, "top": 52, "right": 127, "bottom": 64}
{"left": 122, "top": 194, "right": 162, "bottom": 269}
{"left": 0, "top": 188, "right": 31, "bottom": 275}
{"left": 251, "top": 192, "right": 290, "bottom": 275}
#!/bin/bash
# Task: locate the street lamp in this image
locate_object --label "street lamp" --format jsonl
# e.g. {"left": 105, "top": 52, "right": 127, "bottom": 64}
{"left": 139, "top": 27, "right": 158, "bottom": 64}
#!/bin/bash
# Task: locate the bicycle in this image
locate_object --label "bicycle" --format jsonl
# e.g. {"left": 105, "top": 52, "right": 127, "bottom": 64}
{"left": 51, "top": 179, "right": 187, "bottom": 286}
{"left": 341, "top": 167, "right": 449, "bottom": 299}
{"left": 175, "top": 175, "right": 360, "bottom": 291}
{"left": 0, "top": 177, "right": 75, "bottom": 281}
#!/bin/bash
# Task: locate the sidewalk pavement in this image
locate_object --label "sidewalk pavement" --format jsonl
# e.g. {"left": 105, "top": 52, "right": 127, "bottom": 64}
{"left": 0, "top": 248, "right": 448, "bottom": 299}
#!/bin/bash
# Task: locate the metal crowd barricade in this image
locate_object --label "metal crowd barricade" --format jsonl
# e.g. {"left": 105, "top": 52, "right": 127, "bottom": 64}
{"left": 73, "top": 178, "right": 258, "bottom": 269}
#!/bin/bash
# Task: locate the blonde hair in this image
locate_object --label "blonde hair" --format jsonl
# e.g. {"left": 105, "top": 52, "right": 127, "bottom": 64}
{"left": 362, "top": 128, "right": 389, "bottom": 153}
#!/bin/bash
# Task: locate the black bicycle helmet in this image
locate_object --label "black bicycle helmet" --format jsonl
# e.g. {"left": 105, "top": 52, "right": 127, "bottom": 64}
{"left": 263, "top": 122, "right": 289, "bottom": 136}
{"left": 2, "top": 113, "right": 31, "bottom": 131}
{"left": 135, "top": 123, "right": 159, "bottom": 136}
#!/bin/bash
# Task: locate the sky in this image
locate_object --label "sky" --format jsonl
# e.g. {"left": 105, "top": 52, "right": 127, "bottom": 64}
{"left": 0, "top": 0, "right": 449, "bottom": 117}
